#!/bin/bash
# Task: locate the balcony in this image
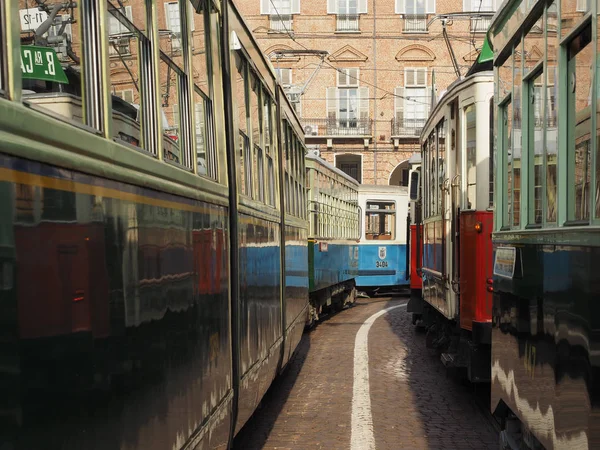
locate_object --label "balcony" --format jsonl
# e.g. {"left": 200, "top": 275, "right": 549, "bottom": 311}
{"left": 336, "top": 14, "right": 360, "bottom": 32}
{"left": 303, "top": 118, "right": 372, "bottom": 137}
{"left": 403, "top": 15, "right": 428, "bottom": 33}
{"left": 391, "top": 117, "right": 426, "bottom": 138}
{"left": 270, "top": 14, "right": 292, "bottom": 32}
{"left": 470, "top": 16, "right": 492, "bottom": 33}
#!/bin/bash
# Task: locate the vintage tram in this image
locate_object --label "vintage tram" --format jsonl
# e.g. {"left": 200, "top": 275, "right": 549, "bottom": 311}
{"left": 489, "top": 1, "right": 600, "bottom": 449}
{"left": 0, "top": 0, "right": 321, "bottom": 448}
{"left": 355, "top": 184, "right": 410, "bottom": 295}
{"left": 306, "top": 153, "right": 360, "bottom": 323}
{"left": 409, "top": 65, "right": 495, "bottom": 383}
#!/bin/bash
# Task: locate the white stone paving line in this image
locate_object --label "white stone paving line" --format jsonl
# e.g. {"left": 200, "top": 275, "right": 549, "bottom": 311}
{"left": 351, "top": 303, "right": 407, "bottom": 450}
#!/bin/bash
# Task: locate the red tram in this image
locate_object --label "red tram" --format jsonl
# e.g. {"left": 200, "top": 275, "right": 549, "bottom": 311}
{"left": 408, "top": 67, "right": 495, "bottom": 382}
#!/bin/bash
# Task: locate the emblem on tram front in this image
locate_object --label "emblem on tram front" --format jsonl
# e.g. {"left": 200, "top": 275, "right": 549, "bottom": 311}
{"left": 378, "top": 246, "right": 386, "bottom": 260}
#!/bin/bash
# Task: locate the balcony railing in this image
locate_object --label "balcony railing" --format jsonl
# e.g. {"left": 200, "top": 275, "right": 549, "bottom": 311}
{"left": 336, "top": 14, "right": 360, "bottom": 32}
{"left": 470, "top": 16, "right": 492, "bottom": 33}
{"left": 270, "top": 14, "right": 292, "bottom": 32}
{"left": 391, "top": 117, "right": 426, "bottom": 138}
{"left": 403, "top": 15, "right": 428, "bottom": 33}
{"left": 302, "top": 118, "right": 372, "bottom": 137}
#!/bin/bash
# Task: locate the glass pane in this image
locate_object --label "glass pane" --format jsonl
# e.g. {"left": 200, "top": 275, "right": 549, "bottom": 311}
{"left": 159, "top": 58, "right": 182, "bottom": 164}
{"left": 532, "top": 74, "right": 544, "bottom": 224}
{"left": 466, "top": 105, "right": 477, "bottom": 209}
{"left": 546, "top": 2, "right": 558, "bottom": 223}
{"left": 505, "top": 102, "right": 513, "bottom": 227}
{"left": 437, "top": 120, "right": 446, "bottom": 213}
{"left": 250, "top": 74, "right": 261, "bottom": 150}
{"left": 21, "top": 1, "right": 83, "bottom": 123}
{"left": 107, "top": 6, "right": 144, "bottom": 148}
{"left": 191, "top": 4, "right": 209, "bottom": 95}
{"left": 194, "top": 93, "right": 207, "bottom": 175}
{"left": 513, "top": 47, "right": 522, "bottom": 227}
{"left": 524, "top": 16, "right": 544, "bottom": 76}
{"left": 107, "top": 0, "right": 145, "bottom": 33}
{"left": 498, "top": 52, "right": 512, "bottom": 101}
{"left": 159, "top": 1, "right": 185, "bottom": 66}
{"left": 569, "top": 28, "right": 592, "bottom": 221}
{"left": 561, "top": 0, "right": 588, "bottom": 39}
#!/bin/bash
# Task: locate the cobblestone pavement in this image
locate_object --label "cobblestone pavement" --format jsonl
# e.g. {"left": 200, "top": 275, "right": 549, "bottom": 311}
{"left": 232, "top": 296, "right": 498, "bottom": 449}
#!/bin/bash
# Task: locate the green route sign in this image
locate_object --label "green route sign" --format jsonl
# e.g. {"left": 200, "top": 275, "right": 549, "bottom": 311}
{"left": 20, "top": 45, "right": 68, "bottom": 84}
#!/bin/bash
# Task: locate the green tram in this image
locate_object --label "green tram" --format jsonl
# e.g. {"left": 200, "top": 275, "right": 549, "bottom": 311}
{"left": 489, "top": 1, "right": 600, "bottom": 448}
{"left": 0, "top": 1, "right": 311, "bottom": 448}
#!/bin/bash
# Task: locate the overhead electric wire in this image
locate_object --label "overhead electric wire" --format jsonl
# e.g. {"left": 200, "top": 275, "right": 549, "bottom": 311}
{"left": 266, "top": 2, "right": 487, "bottom": 105}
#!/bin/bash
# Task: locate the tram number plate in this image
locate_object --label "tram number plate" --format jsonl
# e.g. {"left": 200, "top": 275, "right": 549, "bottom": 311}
{"left": 376, "top": 260, "right": 388, "bottom": 268}
{"left": 20, "top": 45, "right": 68, "bottom": 84}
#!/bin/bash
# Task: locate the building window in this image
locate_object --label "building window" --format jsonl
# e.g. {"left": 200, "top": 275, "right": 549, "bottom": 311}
{"left": 393, "top": 68, "right": 429, "bottom": 137}
{"left": 275, "top": 68, "right": 292, "bottom": 86}
{"left": 466, "top": 0, "right": 495, "bottom": 32}
{"left": 328, "top": 0, "right": 366, "bottom": 31}
{"left": 165, "top": 2, "right": 182, "bottom": 51}
{"left": 396, "top": 0, "right": 435, "bottom": 32}
{"left": 335, "top": 154, "right": 362, "bottom": 183}
{"left": 108, "top": 5, "right": 133, "bottom": 56}
{"left": 261, "top": 0, "right": 298, "bottom": 31}
{"left": 328, "top": 68, "right": 369, "bottom": 132}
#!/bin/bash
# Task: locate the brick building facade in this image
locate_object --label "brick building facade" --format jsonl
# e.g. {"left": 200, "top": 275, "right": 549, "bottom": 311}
{"left": 235, "top": 0, "right": 495, "bottom": 185}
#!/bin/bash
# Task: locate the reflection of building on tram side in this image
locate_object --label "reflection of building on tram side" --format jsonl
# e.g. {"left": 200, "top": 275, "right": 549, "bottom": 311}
{"left": 18, "top": 0, "right": 216, "bottom": 175}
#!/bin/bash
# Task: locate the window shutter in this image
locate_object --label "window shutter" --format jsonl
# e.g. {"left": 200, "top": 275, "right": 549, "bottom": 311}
{"left": 463, "top": 0, "right": 470, "bottom": 11}
{"left": 426, "top": 0, "right": 435, "bottom": 14}
{"left": 359, "top": 87, "right": 369, "bottom": 120}
{"left": 396, "top": 0, "right": 406, "bottom": 14}
{"left": 395, "top": 87, "right": 404, "bottom": 123}
{"left": 405, "top": 68, "right": 414, "bottom": 87}
{"left": 125, "top": 5, "right": 133, "bottom": 21}
{"left": 292, "top": 0, "right": 301, "bottom": 14}
{"left": 327, "top": 87, "right": 338, "bottom": 121}
{"left": 417, "top": 68, "right": 427, "bottom": 86}
{"left": 358, "top": 0, "right": 368, "bottom": 14}
{"left": 261, "top": 0, "right": 270, "bottom": 14}
{"left": 576, "top": 0, "right": 587, "bottom": 11}
{"left": 327, "top": 0, "right": 337, "bottom": 14}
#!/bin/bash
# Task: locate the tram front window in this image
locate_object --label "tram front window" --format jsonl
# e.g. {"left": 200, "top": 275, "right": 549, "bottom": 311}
{"left": 365, "top": 201, "right": 396, "bottom": 240}
{"left": 20, "top": 1, "right": 83, "bottom": 123}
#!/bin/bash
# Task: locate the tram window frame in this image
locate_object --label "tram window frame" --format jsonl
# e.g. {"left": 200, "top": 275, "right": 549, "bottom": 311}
{"left": 0, "top": 2, "right": 5, "bottom": 95}
{"left": 159, "top": 53, "right": 193, "bottom": 170}
{"left": 526, "top": 69, "right": 545, "bottom": 226}
{"left": 565, "top": 23, "right": 593, "bottom": 224}
{"left": 465, "top": 104, "right": 477, "bottom": 210}
{"left": 107, "top": 4, "right": 153, "bottom": 152}
{"left": 365, "top": 200, "right": 396, "bottom": 241}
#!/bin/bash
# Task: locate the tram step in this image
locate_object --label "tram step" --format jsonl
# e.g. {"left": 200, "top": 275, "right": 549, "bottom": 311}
{"left": 440, "top": 352, "right": 456, "bottom": 367}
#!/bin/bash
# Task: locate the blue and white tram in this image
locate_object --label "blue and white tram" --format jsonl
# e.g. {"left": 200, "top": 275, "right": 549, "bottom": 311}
{"left": 355, "top": 185, "right": 410, "bottom": 294}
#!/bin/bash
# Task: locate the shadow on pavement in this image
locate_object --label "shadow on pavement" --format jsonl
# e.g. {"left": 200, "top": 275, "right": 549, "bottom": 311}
{"left": 232, "top": 333, "right": 311, "bottom": 449}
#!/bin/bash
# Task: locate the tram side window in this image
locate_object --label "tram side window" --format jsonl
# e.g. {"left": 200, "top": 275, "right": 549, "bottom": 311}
{"left": 189, "top": 2, "right": 217, "bottom": 179}
{"left": 546, "top": 3, "right": 558, "bottom": 223}
{"left": 437, "top": 120, "right": 446, "bottom": 213}
{"left": 489, "top": 99, "right": 495, "bottom": 208}
{"left": 567, "top": 24, "right": 592, "bottom": 222}
{"left": 235, "top": 53, "right": 251, "bottom": 196}
{"left": 108, "top": 5, "right": 146, "bottom": 149}
{"left": 160, "top": 57, "right": 184, "bottom": 165}
{"left": 530, "top": 73, "right": 544, "bottom": 225}
{"left": 465, "top": 105, "right": 477, "bottom": 210}
{"left": 365, "top": 201, "right": 396, "bottom": 240}
{"left": 20, "top": 1, "right": 84, "bottom": 124}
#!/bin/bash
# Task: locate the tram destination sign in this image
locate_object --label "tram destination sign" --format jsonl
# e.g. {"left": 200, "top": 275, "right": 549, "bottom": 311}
{"left": 20, "top": 46, "right": 68, "bottom": 84}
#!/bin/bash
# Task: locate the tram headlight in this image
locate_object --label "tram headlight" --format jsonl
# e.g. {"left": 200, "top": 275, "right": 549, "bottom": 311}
{"left": 474, "top": 221, "right": 483, "bottom": 233}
